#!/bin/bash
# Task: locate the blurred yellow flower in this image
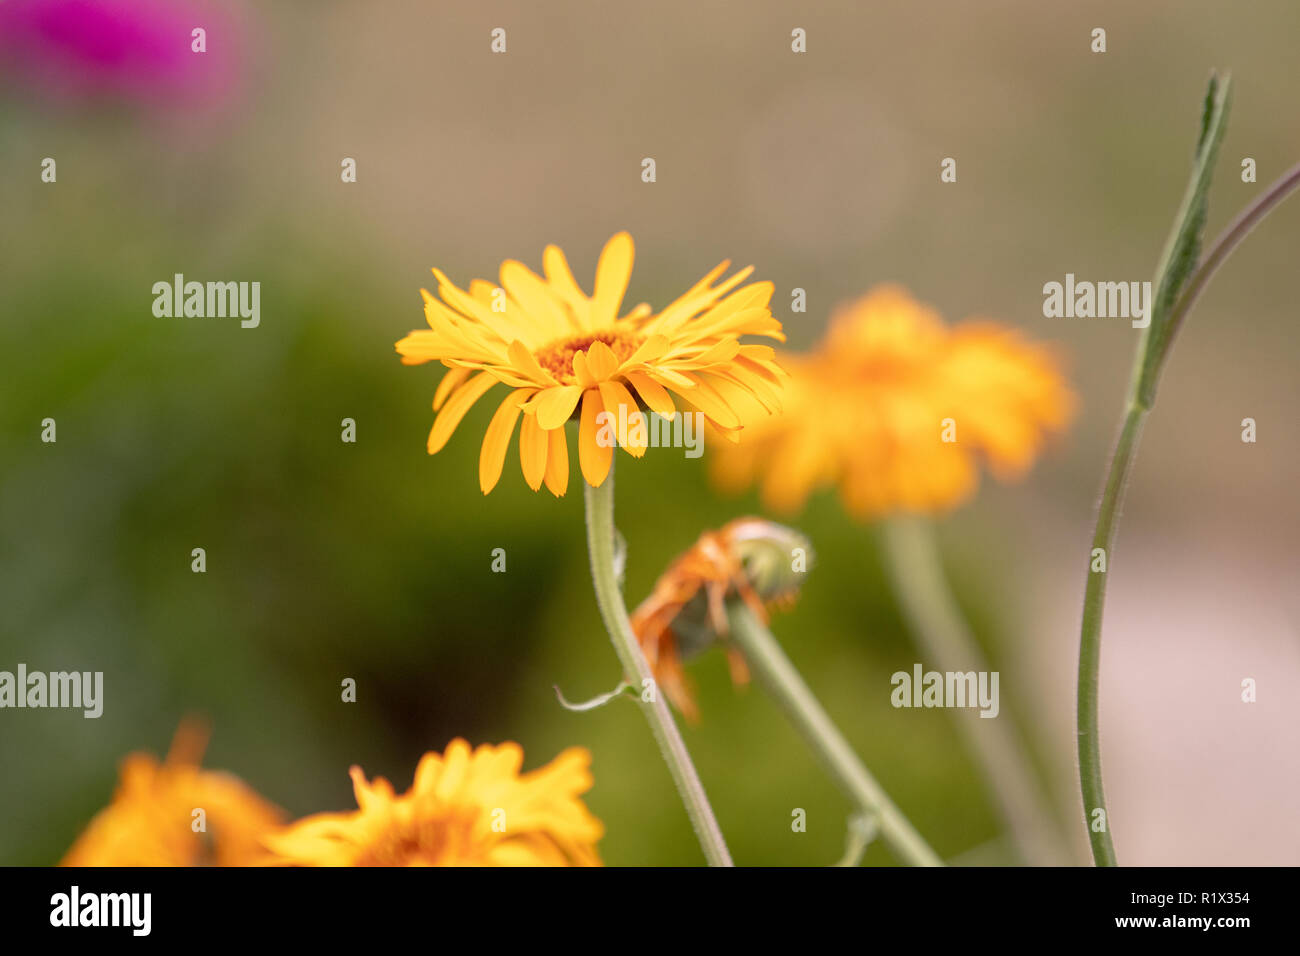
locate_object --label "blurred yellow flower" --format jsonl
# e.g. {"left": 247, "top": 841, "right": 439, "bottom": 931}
{"left": 61, "top": 719, "right": 285, "bottom": 867}
{"left": 264, "top": 739, "right": 604, "bottom": 866}
{"left": 631, "top": 517, "right": 810, "bottom": 721}
{"left": 396, "top": 232, "right": 786, "bottom": 494}
{"left": 711, "top": 285, "right": 1076, "bottom": 518}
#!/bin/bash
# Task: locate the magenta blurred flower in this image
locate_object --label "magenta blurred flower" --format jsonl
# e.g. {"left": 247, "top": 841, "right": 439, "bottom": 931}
{"left": 0, "top": 0, "right": 239, "bottom": 108}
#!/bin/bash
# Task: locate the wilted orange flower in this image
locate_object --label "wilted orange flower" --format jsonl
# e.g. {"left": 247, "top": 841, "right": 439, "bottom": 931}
{"left": 264, "top": 739, "right": 603, "bottom": 866}
{"left": 711, "top": 285, "right": 1076, "bottom": 518}
{"left": 61, "top": 719, "right": 284, "bottom": 866}
{"left": 396, "top": 232, "right": 785, "bottom": 495}
{"left": 631, "top": 518, "right": 811, "bottom": 721}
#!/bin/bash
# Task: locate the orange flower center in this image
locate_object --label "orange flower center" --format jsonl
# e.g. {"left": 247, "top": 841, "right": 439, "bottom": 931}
{"left": 355, "top": 806, "right": 485, "bottom": 866}
{"left": 534, "top": 330, "right": 642, "bottom": 385}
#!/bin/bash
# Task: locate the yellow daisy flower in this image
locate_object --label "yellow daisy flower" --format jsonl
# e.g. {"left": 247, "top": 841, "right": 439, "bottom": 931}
{"left": 263, "top": 739, "right": 604, "bottom": 866}
{"left": 61, "top": 720, "right": 285, "bottom": 867}
{"left": 711, "top": 285, "right": 1076, "bottom": 518}
{"left": 396, "top": 232, "right": 786, "bottom": 495}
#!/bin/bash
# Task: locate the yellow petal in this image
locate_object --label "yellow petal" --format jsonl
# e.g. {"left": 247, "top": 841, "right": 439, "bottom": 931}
{"left": 624, "top": 334, "right": 670, "bottom": 366}
{"left": 579, "top": 389, "right": 613, "bottom": 487}
{"left": 591, "top": 232, "right": 633, "bottom": 326}
{"left": 544, "top": 424, "right": 569, "bottom": 496}
{"left": 647, "top": 263, "right": 754, "bottom": 332}
{"left": 625, "top": 370, "right": 676, "bottom": 420}
{"left": 467, "top": 279, "right": 498, "bottom": 303}
{"left": 713, "top": 365, "right": 781, "bottom": 412}
{"left": 395, "top": 330, "right": 442, "bottom": 365}
{"left": 411, "top": 751, "right": 445, "bottom": 795}
{"left": 598, "top": 380, "right": 646, "bottom": 456}
{"left": 571, "top": 349, "right": 596, "bottom": 388}
{"left": 532, "top": 385, "right": 584, "bottom": 429}
{"left": 435, "top": 739, "right": 472, "bottom": 801}
{"left": 543, "top": 244, "right": 590, "bottom": 319}
{"left": 500, "top": 262, "right": 569, "bottom": 341}
{"left": 677, "top": 375, "right": 740, "bottom": 429}
{"left": 687, "top": 338, "right": 741, "bottom": 367}
{"left": 507, "top": 339, "right": 558, "bottom": 385}
{"left": 479, "top": 389, "right": 529, "bottom": 494}
{"left": 428, "top": 372, "right": 497, "bottom": 454}
{"left": 433, "top": 367, "right": 472, "bottom": 411}
{"left": 735, "top": 354, "right": 784, "bottom": 385}
{"left": 431, "top": 268, "right": 500, "bottom": 326}
{"left": 519, "top": 413, "right": 548, "bottom": 491}
{"left": 646, "top": 366, "right": 696, "bottom": 389}
{"left": 585, "top": 340, "right": 619, "bottom": 381}
{"left": 738, "top": 344, "right": 777, "bottom": 364}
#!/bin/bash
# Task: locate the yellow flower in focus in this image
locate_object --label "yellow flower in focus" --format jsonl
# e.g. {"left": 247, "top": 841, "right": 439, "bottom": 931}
{"left": 263, "top": 739, "right": 604, "bottom": 866}
{"left": 61, "top": 719, "right": 285, "bottom": 867}
{"left": 711, "top": 285, "right": 1076, "bottom": 518}
{"left": 396, "top": 232, "right": 786, "bottom": 495}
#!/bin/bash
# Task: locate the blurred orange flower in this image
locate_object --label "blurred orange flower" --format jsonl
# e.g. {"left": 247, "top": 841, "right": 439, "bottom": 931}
{"left": 711, "top": 285, "right": 1076, "bottom": 518}
{"left": 396, "top": 233, "right": 786, "bottom": 495}
{"left": 61, "top": 719, "right": 284, "bottom": 866}
{"left": 264, "top": 739, "right": 604, "bottom": 866}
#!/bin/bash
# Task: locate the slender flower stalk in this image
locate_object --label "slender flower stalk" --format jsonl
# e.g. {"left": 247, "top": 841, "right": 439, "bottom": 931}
{"left": 726, "top": 602, "right": 942, "bottom": 866}
{"left": 1078, "top": 73, "right": 1232, "bottom": 867}
{"left": 583, "top": 464, "right": 733, "bottom": 867}
{"left": 1077, "top": 407, "right": 1142, "bottom": 867}
{"left": 879, "top": 517, "right": 1065, "bottom": 865}
{"left": 1077, "top": 74, "right": 1300, "bottom": 866}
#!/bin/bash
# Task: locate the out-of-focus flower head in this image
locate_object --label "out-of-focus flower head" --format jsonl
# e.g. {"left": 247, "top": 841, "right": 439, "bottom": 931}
{"left": 264, "top": 739, "right": 604, "bottom": 866}
{"left": 0, "top": 0, "right": 239, "bottom": 109}
{"left": 631, "top": 517, "right": 813, "bottom": 720}
{"left": 711, "top": 284, "right": 1076, "bottom": 519}
{"left": 395, "top": 232, "right": 787, "bottom": 495}
{"left": 60, "top": 718, "right": 284, "bottom": 866}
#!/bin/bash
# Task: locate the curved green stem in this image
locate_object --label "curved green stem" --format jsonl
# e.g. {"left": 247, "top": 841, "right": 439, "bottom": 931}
{"left": 880, "top": 517, "right": 1065, "bottom": 865}
{"left": 1078, "top": 151, "right": 1300, "bottom": 867}
{"left": 726, "top": 602, "right": 942, "bottom": 866}
{"left": 1077, "top": 405, "right": 1144, "bottom": 867}
{"left": 583, "top": 468, "right": 733, "bottom": 867}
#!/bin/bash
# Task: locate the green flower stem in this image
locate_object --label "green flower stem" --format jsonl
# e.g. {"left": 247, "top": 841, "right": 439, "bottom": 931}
{"left": 879, "top": 517, "right": 1065, "bottom": 866}
{"left": 726, "top": 601, "right": 942, "bottom": 866}
{"left": 1078, "top": 155, "right": 1300, "bottom": 867}
{"left": 1077, "top": 405, "right": 1144, "bottom": 867}
{"left": 583, "top": 467, "right": 733, "bottom": 867}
